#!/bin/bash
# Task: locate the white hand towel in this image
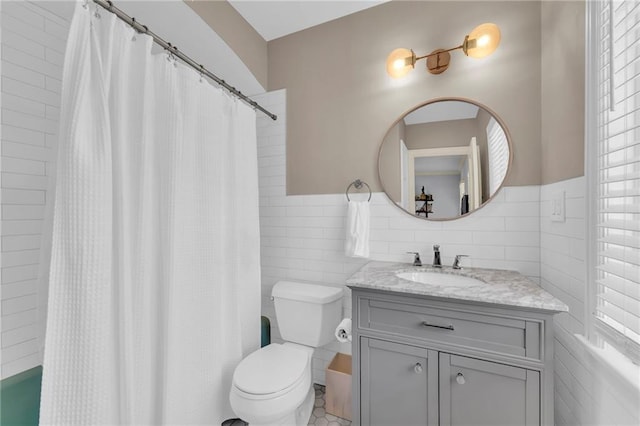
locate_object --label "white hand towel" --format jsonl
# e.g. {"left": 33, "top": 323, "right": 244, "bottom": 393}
{"left": 335, "top": 318, "right": 352, "bottom": 343}
{"left": 345, "top": 201, "right": 370, "bottom": 258}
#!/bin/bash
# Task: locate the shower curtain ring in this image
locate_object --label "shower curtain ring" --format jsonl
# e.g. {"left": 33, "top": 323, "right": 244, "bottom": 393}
{"left": 172, "top": 46, "right": 179, "bottom": 67}
{"left": 82, "top": 0, "right": 88, "bottom": 9}
{"left": 199, "top": 64, "right": 205, "bottom": 82}
{"left": 91, "top": 1, "right": 101, "bottom": 19}
{"left": 166, "top": 43, "right": 174, "bottom": 63}
{"left": 130, "top": 17, "right": 137, "bottom": 41}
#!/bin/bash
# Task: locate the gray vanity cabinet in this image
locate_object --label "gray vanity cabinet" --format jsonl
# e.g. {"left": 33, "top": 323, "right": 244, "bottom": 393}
{"left": 439, "top": 353, "right": 540, "bottom": 426}
{"left": 351, "top": 288, "right": 556, "bottom": 426}
{"left": 360, "top": 337, "right": 439, "bottom": 426}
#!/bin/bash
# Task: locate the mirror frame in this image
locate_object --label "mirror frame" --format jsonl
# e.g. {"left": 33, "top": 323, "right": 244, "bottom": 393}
{"left": 377, "top": 97, "right": 513, "bottom": 221}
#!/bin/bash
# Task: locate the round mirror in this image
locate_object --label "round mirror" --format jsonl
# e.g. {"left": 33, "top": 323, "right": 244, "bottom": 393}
{"left": 378, "top": 98, "right": 512, "bottom": 220}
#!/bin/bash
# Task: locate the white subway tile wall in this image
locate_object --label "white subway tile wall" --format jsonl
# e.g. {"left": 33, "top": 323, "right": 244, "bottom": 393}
{"left": 540, "top": 178, "right": 586, "bottom": 336}
{"left": 1, "top": 0, "right": 72, "bottom": 379}
{"left": 540, "top": 177, "right": 639, "bottom": 425}
{"left": 540, "top": 178, "right": 587, "bottom": 425}
{"left": 253, "top": 89, "right": 543, "bottom": 384}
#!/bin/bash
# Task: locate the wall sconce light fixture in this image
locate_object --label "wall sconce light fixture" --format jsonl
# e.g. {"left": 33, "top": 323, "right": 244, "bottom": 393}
{"left": 386, "top": 23, "right": 501, "bottom": 78}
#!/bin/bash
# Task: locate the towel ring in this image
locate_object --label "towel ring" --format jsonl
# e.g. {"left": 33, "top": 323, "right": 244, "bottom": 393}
{"left": 346, "top": 179, "right": 372, "bottom": 202}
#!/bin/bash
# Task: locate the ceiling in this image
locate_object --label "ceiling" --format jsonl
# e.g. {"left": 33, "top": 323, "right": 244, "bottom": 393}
{"left": 404, "top": 101, "right": 480, "bottom": 126}
{"left": 228, "top": 0, "right": 388, "bottom": 41}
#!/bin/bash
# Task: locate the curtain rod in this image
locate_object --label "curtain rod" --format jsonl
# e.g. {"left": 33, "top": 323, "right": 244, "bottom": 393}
{"left": 90, "top": 0, "right": 277, "bottom": 121}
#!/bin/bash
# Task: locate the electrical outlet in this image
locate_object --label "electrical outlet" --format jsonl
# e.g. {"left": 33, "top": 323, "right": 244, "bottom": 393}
{"left": 550, "top": 191, "right": 565, "bottom": 222}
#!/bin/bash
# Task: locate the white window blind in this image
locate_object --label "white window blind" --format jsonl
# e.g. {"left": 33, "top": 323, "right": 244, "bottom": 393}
{"left": 486, "top": 117, "right": 509, "bottom": 195}
{"left": 590, "top": 0, "right": 640, "bottom": 363}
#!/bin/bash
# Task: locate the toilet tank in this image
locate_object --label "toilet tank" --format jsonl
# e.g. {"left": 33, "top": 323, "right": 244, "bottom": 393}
{"left": 272, "top": 281, "right": 343, "bottom": 347}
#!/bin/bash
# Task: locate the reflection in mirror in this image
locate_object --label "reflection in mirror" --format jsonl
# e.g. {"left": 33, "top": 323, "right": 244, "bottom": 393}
{"left": 378, "top": 99, "right": 511, "bottom": 220}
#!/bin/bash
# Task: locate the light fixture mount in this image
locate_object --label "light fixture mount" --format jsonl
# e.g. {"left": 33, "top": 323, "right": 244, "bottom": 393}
{"left": 426, "top": 49, "right": 450, "bottom": 74}
{"left": 385, "top": 23, "right": 501, "bottom": 78}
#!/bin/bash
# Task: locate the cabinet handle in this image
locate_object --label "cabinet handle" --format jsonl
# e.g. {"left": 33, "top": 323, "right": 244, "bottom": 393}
{"left": 420, "top": 321, "right": 454, "bottom": 331}
{"left": 414, "top": 362, "right": 423, "bottom": 374}
{"left": 456, "top": 373, "right": 466, "bottom": 385}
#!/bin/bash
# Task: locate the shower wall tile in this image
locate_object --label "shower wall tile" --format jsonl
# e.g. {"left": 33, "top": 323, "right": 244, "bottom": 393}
{"left": 2, "top": 264, "right": 40, "bottom": 284}
{"left": 1, "top": 280, "right": 38, "bottom": 299}
{"left": 2, "top": 205, "right": 45, "bottom": 220}
{"left": 1, "top": 188, "right": 45, "bottom": 205}
{"left": 2, "top": 308, "right": 37, "bottom": 333}
{"left": 2, "top": 46, "right": 63, "bottom": 79}
{"left": 1, "top": 352, "right": 40, "bottom": 379}
{"left": 2, "top": 141, "right": 51, "bottom": 161}
{"left": 1, "top": 294, "right": 38, "bottom": 317}
{"left": 1, "top": 338, "right": 39, "bottom": 362}
{"left": 1, "top": 250, "right": 40, "bottom": 268}
{"left": 253, "top": 89, "right": 542, "bottom": 385}
{"left": 2, "top": 309, "right": 38, "bottom": 332}
{"left": 0, "top": 60, "right": 47, "bottom": 88}
{"left": 1, "top": 157, "right": 46, "bottom": 176}
{"left": 1, "top": 173, "right": 49, "bottom": 190}
{"left": 1, "top": 1, "right": 45, "bottom": 28}
{"left": 0, "top": 0, "right": 72, "bottom": 380}
{"left": 1, "top": 76, "right": 61, "bottom": 105}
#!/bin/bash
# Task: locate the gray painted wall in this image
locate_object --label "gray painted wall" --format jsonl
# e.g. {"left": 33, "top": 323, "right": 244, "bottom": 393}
{"left": 540, "top": 0, "right": 585, "bottom": 183}
{"left": 190, "top": 0, "right": 584, "bottom": 188}
{"left": 269, "top": 1, "right": 543, "bottom": 195}
{"left": 185, "top": 0, "right": 268, "bottom": 91}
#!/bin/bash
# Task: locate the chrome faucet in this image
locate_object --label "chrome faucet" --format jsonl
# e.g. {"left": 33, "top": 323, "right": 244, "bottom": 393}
{"left": 432, "top": 245, "right": 442, "bottom": 268}
{"left": 452, "top": 255, "right": 469, "bottom": 269}
{"left": 407, "top": 252, "right": 422, "bottom": 266}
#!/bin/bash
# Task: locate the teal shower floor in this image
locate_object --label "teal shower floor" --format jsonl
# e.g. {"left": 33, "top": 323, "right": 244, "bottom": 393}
{"left": 0, "top": 366, "right": 42, "bottom": 426}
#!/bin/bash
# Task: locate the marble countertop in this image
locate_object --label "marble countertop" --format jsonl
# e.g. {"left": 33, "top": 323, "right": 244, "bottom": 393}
{"left": 346, "top": 261, "right": 569, "bottom": 313}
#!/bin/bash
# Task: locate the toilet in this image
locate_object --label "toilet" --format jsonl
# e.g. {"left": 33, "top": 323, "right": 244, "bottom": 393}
{"left": 230, "top": 281, "right": 344, "bottom": 426}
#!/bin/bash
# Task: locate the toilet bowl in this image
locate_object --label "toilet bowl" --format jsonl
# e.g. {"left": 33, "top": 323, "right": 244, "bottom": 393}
{"left": 229, "top": 281, "right": 343, "bottom": 425}
{"left": 230, "top": 343, "right": 314, "bottom": 426}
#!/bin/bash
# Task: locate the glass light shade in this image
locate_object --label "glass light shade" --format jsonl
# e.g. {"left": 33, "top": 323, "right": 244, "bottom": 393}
{"left": 464, "top": 23, "right": 501, "bottom": 58}
{"left": 386, "top": 48, "right": 415, "bottom": 78}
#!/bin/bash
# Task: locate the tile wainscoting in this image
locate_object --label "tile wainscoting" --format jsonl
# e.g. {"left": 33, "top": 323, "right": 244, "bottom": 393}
{"left": 540, "top": 177, "right": 639, "bottom": 425}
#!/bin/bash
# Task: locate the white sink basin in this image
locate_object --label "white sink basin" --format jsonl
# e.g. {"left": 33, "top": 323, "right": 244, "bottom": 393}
{"left": 396, "top": 271, "right": 484, "bottom": 288}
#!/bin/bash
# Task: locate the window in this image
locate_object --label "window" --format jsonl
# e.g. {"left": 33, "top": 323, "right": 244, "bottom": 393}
{"left": 587, "top": 0, "right": 640, "bottom": 363}
{"left": 486, "top": 117, "right": 508, "bottom": 195}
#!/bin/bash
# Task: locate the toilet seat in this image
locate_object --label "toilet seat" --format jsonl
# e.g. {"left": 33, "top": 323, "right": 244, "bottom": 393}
{"left": 232, "top": 344, "right": 309, "bottom": 399}
{"left": 230, "top": 344, "right": 312, "bottom": 424}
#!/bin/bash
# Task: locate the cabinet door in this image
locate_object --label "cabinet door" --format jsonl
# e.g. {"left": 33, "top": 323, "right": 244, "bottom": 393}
{"left": 439, "top": 353, "right": 540, "bottom": 426}
{"left": 360, "top": 337, "right": 438, "bottom": 426}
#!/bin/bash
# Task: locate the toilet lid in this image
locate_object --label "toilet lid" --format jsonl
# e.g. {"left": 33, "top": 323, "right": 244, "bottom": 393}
{"left": 233, "top": 344, "right": 308, "bottom": 395}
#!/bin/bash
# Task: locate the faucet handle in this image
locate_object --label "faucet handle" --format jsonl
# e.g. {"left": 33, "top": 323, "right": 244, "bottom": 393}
{"left": 452, "top": 255, "right": 469, "bottom": 269}
{"left": 407, "top": 252, "right": 422, "bottom": 266}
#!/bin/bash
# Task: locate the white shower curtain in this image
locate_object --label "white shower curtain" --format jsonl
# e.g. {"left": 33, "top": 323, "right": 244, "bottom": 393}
{"left": 40, "top": 3, "right": 261, "bottom": 424}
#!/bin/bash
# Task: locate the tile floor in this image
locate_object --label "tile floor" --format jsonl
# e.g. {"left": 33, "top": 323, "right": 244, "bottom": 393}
{"left": 309, "top": 384, "right": 351, "bottom": 426}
